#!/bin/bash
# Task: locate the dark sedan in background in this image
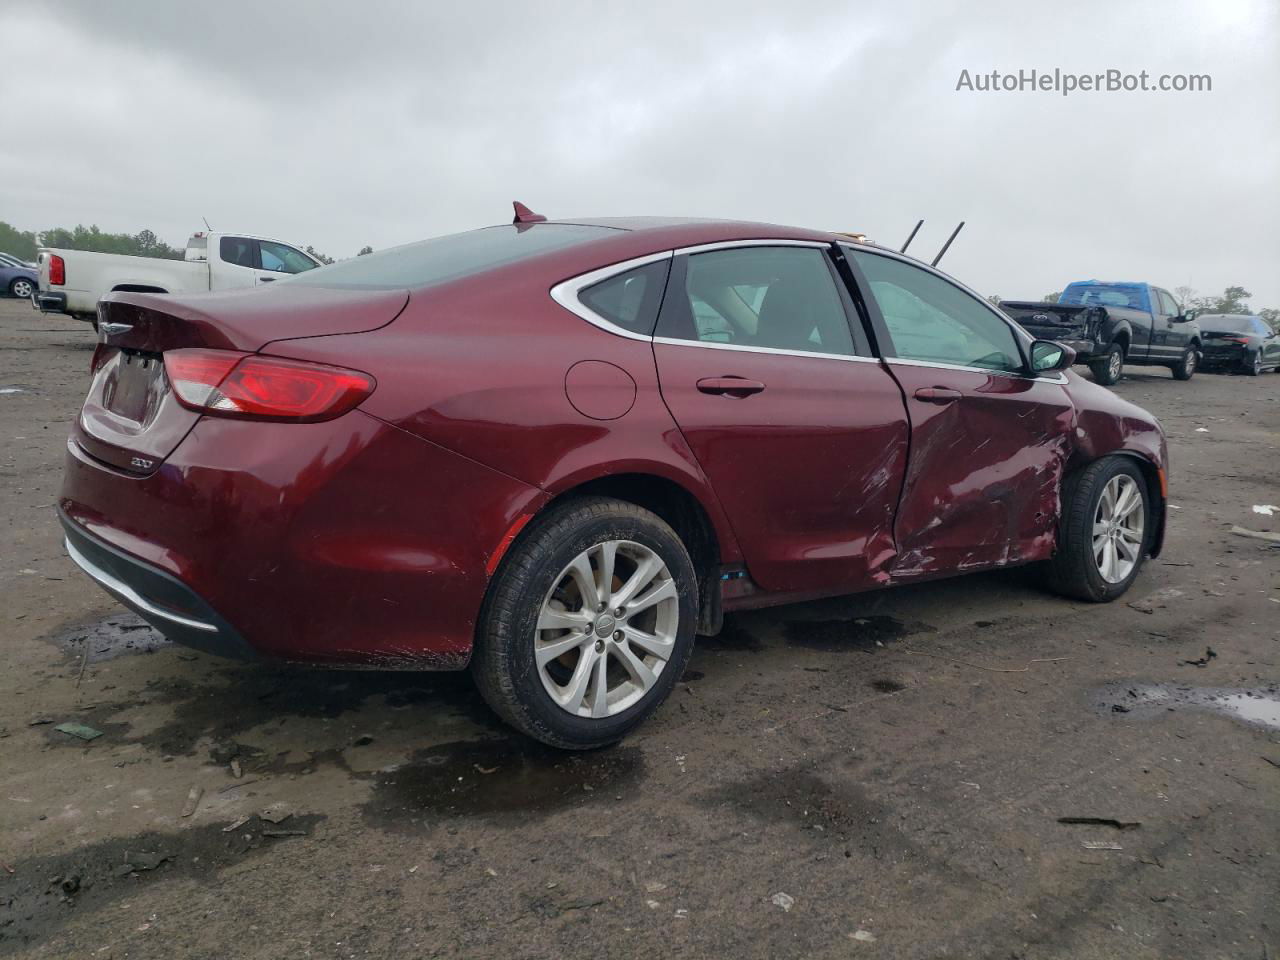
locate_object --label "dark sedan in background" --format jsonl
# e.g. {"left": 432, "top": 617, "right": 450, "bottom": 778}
{"left": 0, "top": 252, "right": 38, "bottom": 300}
{"left": 1197, "top": 313, "right": 1280, "bottom": 375}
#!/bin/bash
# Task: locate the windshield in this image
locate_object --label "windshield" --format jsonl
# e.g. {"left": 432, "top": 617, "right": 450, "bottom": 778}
{"left": 287, "top": 223, "right": 618, "bottom": 289}
{"left": 1200, "top": 315, "right": 1262, "bottom": 334}
{"left": 1059, "top": 283, "right": 1150, "bottom": 312}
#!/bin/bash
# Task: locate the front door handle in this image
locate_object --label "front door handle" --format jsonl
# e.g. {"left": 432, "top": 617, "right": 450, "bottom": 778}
{"left": 260, "top": 277, "right": 276, "bottom": 283}
{"left": 696, "top": 377, "right": 766, "bottom": 397}
{"left": 913, "top": 386, "right": 962, "bottom": 404}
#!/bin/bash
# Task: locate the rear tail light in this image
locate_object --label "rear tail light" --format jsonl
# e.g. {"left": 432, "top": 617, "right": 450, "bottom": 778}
{"left": 1219, "top": 336, "right": 1249, "bottom": 344}
{"left": 163, "top": 349, "right": 375, "bottom": 422}
{"left": 49, "top": 254, "right": 65, "bottom": 286}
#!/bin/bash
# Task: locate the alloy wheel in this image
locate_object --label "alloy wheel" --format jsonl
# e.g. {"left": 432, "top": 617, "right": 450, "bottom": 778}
{"left": 1092, "top": 474, "right": 1144, "bottom": 584}
{"left": 12, "top": 279, "right": 33, "bottom": 299}
{"left": 1185, "top": 349, "right": 1197, "bottom": 375}
{"left": 535, "top": 539, "right": 679, "bottom": 718}
{"left": 1108, "top": 349, "right": 1122, "bottom": 381}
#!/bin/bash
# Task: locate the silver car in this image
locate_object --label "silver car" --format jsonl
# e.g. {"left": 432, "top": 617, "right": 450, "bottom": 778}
{"left": 0, "top": 252, "right": 38, "bottom": 300}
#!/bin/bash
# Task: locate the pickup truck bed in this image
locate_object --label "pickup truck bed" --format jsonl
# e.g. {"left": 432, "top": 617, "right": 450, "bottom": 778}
{"left": 34, "top": 231, "right": 322, "bottom": 326}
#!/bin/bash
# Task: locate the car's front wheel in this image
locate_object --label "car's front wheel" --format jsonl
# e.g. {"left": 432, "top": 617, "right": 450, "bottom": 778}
{"left": 1045, "top": 457, "right": 1152, "bottom": 602}
{"left": 1089, "top": 343, "right": 1124, "bottom": 386}
{"left": 8, "top": 278, "right": 33, "bottom": 300}
{"left": 472, "top": 496, "right": 698, "bottom": 749}
{"left": 1171, "top": 345, "right": 1198, "bottom": 380}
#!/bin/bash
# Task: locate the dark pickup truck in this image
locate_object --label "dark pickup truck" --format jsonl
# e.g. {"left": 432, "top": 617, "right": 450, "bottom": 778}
{"left": 1002, "top": 281, "right": 1201, "bottom": 385}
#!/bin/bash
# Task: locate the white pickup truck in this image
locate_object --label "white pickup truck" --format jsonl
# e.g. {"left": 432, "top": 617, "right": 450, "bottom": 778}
{"left": 33, "top": 231, "right": 323, "bottom": 326}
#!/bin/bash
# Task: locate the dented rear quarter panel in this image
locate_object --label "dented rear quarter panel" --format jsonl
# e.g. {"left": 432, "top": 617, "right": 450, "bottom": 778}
{"left": 263, "top": 250, "right": 747, "bottom": 570}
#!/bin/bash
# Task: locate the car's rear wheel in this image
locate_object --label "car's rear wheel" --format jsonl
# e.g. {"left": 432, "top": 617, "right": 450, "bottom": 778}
{"left": 8, "top": 278, "right": 33, "bottom": 299}
{"left": 1171, "top": 345, "right": 1198, "bottom": 380}
{"left": 1045, "top": 457, "right": 1151, "bottom": 602}
{"left": 1089, "top": 343, "right": 1124, "bottom": 386}
{"left": 471, "top": 496, "right": 697, "bottom": 749}
{"left": 1245, "top": 351, "right": 1263, "bottom": 376}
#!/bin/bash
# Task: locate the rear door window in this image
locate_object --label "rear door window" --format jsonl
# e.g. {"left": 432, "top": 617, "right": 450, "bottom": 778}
{"left": 219, "top": 236, "right": 258, "bottom": 269}
{"left": 657, "top": 246, "right": 861, "bottom": 356}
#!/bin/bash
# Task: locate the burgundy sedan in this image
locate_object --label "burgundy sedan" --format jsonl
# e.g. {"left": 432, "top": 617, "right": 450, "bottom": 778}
{"left": 61, "top": 210, "right": 1167, "bottom": 748}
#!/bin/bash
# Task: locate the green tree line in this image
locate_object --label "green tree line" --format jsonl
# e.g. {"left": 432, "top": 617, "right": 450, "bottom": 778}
{"left": 0, "top": 221, "right": 372, "bottom": 264}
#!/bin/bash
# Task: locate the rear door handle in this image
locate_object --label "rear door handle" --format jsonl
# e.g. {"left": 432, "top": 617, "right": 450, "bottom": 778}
{"left": 913, "top": 387, "right": 962, "bottom": 404}
{"left": 260, "top": 277, "right": 276, "bottom": 283}
{"left": 696, "top": 377, "right": 766, "bottom": 397}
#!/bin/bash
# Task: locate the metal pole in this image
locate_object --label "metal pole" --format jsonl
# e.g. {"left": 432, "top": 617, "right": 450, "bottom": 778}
{"left": 931, "top": 221, "right": 965, "bottom": 267}
{"left": 900, "top": 219, "right": 924, "bottom": 254}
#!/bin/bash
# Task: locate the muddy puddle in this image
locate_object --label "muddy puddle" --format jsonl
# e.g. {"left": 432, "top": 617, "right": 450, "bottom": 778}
{"left": 49, "top": 613, "right": 169, "bottom": 662}
{"left": 363, "top": 737, "right": 643, "bottom": 830}
{"left": 1098, "top": 683, "right": 1280, "bottom": 731}
{"left": 0, "top": 814, "right": 324, "bottom": 953}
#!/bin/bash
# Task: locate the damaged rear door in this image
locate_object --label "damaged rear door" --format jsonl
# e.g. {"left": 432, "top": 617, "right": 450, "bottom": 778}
{"left": 844, "top": 247, "right": 1075, "bottom": 578}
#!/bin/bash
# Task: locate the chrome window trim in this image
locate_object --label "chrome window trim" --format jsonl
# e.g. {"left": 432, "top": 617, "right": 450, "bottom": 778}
{"left": 550, "top": 239, "right": 834, "bottom": 343}
{"left": 550, "top": 239, "right": 1073, "bottom": 383}
{"left": 64, "top": 535, "right": 219, "bottom": 634}
{"left": 549, "top": 250, "right": 675, "bottom": 342}
{"left": 674, "top": 238, "right": 831, "bottom": 256}
{"left": 887, "top": 356, "right": 1068, "bottom": 384}
{"left": 653, "top": 336, "right": 879, "bottom": 363}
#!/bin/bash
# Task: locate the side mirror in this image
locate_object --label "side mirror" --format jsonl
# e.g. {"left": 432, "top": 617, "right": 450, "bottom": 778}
{"left": 1029, "top": 339, "right": 1076, "bottom": 373}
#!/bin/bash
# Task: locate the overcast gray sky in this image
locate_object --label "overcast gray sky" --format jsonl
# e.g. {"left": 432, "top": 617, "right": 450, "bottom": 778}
{"left": 2, "top": 0, "right": 1277, "bottom": 307}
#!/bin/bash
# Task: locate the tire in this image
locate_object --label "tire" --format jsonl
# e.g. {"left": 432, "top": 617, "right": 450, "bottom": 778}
{"left": 1089, "top": 343, "right": 1124, "bottom": 386}
{"left": 471, "top": 496, "right": 698, "bottom": 749}
{"left": 1244, "top": 351, "right": 1263, "bottom": 376}
{"left": 1044, "top": 457, "right": 1152, "bottom": 602}
{"left": 1171, "top": 345, "right": 1198, "bottom": 380}
{"left": 8, "top": 278, "right": 33, "bottom": 300}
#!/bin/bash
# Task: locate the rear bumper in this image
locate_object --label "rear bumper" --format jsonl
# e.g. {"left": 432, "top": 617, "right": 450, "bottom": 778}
{"left": 1019, "top": 327, "right": 1097, "bottom": 360}
{"left": 60, "top": 410, "right": 547, "bottom": 669}
{"left": 1054, "top": 338, "right": 1095, "bottom": 359}
{"left": 61, "top": 508, "right": 256, "bottom": 659}
{"left": 1199, "top": 346, "right": 1248, "bottom": 368}
{"left": 35, "top": 291, "right": 68, "bottom": 314}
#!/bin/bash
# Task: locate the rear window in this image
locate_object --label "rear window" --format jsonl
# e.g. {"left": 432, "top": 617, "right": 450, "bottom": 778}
{"left": 287, "top": 224, "right": 618, "bottom": 289}
{"left": 1060, "top": 283, "right": 1151, "bottom": 312}
{"left": 1200, "top": 315, "right": 1263, "bottom": 334}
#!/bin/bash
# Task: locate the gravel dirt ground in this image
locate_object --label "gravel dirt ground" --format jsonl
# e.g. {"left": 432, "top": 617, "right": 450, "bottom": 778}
{"left": 1, "top": 296, "right": 1277, "bottom": 960}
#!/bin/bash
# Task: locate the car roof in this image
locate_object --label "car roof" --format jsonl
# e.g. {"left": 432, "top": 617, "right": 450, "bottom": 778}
{"left": 549, "top": 216, "right": 844, "bottom": 245}
{"left": 486, "top": 216, "right": 896, "bottom": 283}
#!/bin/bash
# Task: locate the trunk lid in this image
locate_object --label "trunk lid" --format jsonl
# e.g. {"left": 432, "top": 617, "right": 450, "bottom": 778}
{"left": 1000, "top": 301, "right": 1096, "bottom": 340}
{"left": 75, "top": 286, "right": 408, "bottom": 474}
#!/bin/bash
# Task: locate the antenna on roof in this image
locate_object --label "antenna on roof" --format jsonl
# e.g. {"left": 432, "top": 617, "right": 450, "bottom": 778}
{"left": 931, "top": 221, "right": 965, "bottom": 267}
{"left": 512, "top": 201, "right": 547, "bottom": 224}
{"left": 202, "top": 216, "right": 213, "bottom": 232}
{"left": 900, "top": 219, "right": 923, "bottom": 254}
